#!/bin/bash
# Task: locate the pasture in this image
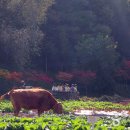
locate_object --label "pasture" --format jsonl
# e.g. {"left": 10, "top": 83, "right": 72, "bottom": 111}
{"left": 0, "top": 99, "right": 130, "bottom": 129}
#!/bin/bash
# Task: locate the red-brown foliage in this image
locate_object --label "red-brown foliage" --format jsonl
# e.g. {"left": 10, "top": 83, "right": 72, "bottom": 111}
{"left": 5, "top": 71, "right": 23, "bottom": 82}
{"left": 116, "top": 60, "right": 130, "bottom": 80}
{"left": 3, "top": 70, "right": 53, "bottom": 84}
{"left": 56, "top": 72, "right": 73, "bottom": 81}
{"left": 72, "top": 70, "right": 96, "bottom": 85}
{"left": 33, "top": 73, "right": 53, "bottom": 84}
{"left": 23, "top": 71, "right": 53, "bottom": 84}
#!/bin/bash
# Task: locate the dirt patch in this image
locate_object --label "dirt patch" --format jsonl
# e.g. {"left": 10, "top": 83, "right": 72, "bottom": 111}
{"left": 0, "top": 110, "right": 38, "bottom": 117}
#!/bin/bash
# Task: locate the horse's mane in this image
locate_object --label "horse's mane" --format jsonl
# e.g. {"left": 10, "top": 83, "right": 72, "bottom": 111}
{"left": 13, "top": 86, "right": 43, "bottom": 89}
{"left": 30, "top": 87, "right": 42, "bottom": 89}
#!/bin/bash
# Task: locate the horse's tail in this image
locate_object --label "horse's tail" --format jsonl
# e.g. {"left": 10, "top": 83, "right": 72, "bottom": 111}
{"left": 0, "top": 89, "right": 14, "bottom": 101}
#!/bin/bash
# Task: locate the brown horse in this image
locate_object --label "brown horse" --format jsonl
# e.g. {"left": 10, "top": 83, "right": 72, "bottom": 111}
{"left": 0, "top": 88, "right": 63, "bottom": 116}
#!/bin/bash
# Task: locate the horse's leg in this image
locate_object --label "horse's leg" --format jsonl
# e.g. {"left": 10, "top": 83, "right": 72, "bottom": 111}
{"left": 11, "top": 100, "right": 21, "bottom": 116}
{"left": 14, "top": 107, "right": 21, "bottom": 116}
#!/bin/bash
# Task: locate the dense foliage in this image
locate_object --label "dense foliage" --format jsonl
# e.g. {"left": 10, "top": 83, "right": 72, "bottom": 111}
{"left": 0, "top": 0, "right": 130, "bottom": 96}
{"left": 0, "top": 114, "right": 91, "bottom": 130}
{"left": 0, "top": 114, "right": 130, "bottom": 130}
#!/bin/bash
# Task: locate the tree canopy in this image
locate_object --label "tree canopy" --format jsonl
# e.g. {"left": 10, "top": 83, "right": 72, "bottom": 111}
{"left": 0, "top": 0, "right": 130, "bottom": 96}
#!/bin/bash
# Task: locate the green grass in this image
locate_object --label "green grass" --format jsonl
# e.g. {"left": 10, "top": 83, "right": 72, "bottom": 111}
{"left": 0, "top": 99, "right": 130, "bottom": 113}
{"left": 0, "top": 100, "right": 13, "bottom": 112}
{"left": 62, "top": 100, "right": 130, "bottom": 113}
{"left": 0, "top": 100, "right": 130, "bottom": 129}
{"left": 0, "top": 113, "right": 129, "bottom": 129}
{"left": 0, "top": 114, "right": 91, "bottom": 130}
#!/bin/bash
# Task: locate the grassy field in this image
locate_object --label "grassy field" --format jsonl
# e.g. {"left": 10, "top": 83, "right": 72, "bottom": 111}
{"left": 0, "top": 99, "right": 130, "bottom": 113}
{"left": 0, "top": 114, "right": 129, "bottom": 130}
{"left": 62, "top": 100, "right": 130, "bottom": 113}
{"left": 0, "top": 99, "right": 130, "bottom": 129}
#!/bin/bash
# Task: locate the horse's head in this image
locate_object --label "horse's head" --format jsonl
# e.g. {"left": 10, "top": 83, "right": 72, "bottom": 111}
{"left": 53, "top": 102, "right": 63, "bottom": 114}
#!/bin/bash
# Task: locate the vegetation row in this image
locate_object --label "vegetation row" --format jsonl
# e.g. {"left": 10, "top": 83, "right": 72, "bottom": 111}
{"left": 0, "top": 100, "right": 130, "bottom": 129}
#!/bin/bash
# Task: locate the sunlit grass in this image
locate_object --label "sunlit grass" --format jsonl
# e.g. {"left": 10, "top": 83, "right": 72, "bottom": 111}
{"left": 62, "top": 100, "right": 129, "bottom": 113}
{"left": 0, "top": 99, "right": 130, "bottom": 129}
{"left": 0, "top": 100, "right": 13, "bottom": 112}
{"left": 0, "top": 112, "right": 129, "bottom": 129}
{"left": 0, "top": 99, "right": 130, "bottom": 113}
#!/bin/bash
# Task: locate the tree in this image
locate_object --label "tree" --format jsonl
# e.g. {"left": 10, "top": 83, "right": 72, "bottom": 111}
{"left": 0, "top": 0, "right": 54, "bottom": 70}
{"left": 43, "top": 0, "right": 97, "bottom": 71}
{"left": 0, "top": 26, "right": 44, "bottom": 70}
{"left": 89, "top": 0, "right": 130, "bottom": 58}
{"left": 75, "top": 34, "right": 119, "bottom": 95}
